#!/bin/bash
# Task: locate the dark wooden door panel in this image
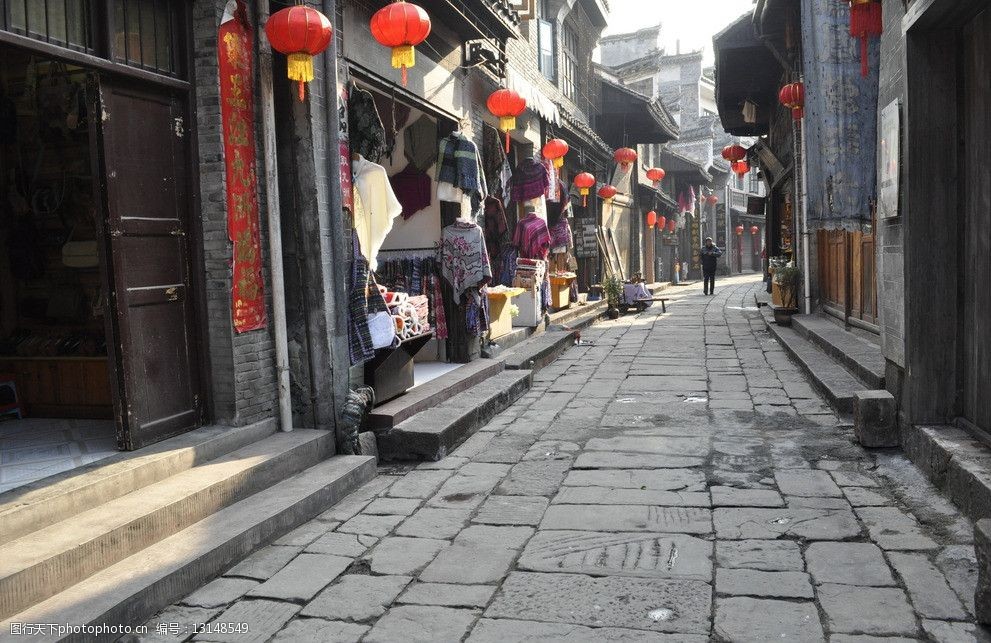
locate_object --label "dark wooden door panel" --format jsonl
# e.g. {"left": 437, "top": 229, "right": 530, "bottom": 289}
{"left": 93, "top": 79, "right": 201, "bottom": 449}
{"left": 963, "top": 9, "right": 991, "bottom": 432}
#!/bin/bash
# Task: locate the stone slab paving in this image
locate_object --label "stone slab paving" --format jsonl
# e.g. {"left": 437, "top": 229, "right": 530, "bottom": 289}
{"left": 142, "top": 276, "right": 990, "bottom": 642}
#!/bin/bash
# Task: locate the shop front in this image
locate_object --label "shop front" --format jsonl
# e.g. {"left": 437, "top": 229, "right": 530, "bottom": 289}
{"left": 0, "top": 1, "right": 209, "bottom": 490}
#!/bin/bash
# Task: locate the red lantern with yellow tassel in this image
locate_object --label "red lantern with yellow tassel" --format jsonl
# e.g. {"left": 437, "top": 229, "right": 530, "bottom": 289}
{"left": 778, "top": 82, "right": 805, "bottom": 120}
{"left": 370, "top": 1, "right": 431, "bottom": 87}
{"left": 264, "top": 5, "right": 333, "bottom": 102}
{"left": 614, "top": 147, "right": 638, "bottom": 171}
{"left": 487, "top": 88, "right": 527, "bottom": 153}
{"left": 842, "top": 0, "right": 882, "bottom": 78}
{"left": 646, "top": 211, "right": 658, "bottom": 228}
{"left": 732, "top": 160, "right": 750, "bottom": 176}
{"left": 542, "top": 138, "right": 569, "bottom": 168}
{"left": 657, "top": 215, "right": 667, "bottom": 231}
{"left": 574, "top": 172, "right": 596, "bottom": 207}
{"left": 736, "top": 225, "right": 745, "bottom": 236}
{"left": 646, "top": 167, "right": 666, "bottom": 187}
{"left": 751, "top": 226, "right": 760, "bottom": 235}
{"left": 666, "top": 218, "right": 677, "bottom": 234}
{"left": 597, "top": 184, "right": 617, "bottom": 205}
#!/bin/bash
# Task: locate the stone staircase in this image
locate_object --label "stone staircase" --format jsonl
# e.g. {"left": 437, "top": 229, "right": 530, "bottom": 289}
{"left": 0, "top": 422, "right": 374, "bottom": 642}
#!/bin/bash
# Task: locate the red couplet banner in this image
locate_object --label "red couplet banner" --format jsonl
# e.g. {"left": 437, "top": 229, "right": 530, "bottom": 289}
{"left": 219, "top": 1, "right": 267, "bottom": 333}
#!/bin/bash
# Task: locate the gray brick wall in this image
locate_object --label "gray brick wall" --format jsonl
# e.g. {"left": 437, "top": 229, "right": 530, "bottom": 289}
{"left": 876, "top": 0, "right": 906, "bottom": 369}
{"left": 192, "top": 0, "right": 278, "bottom": 426}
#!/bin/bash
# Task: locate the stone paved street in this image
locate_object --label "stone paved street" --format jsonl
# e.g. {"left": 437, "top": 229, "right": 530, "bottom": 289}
{"left": 141, "top": 275, "right": 987, "bottom": 642}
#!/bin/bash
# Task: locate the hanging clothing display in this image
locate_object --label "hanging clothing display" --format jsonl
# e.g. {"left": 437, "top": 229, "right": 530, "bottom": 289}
{"left": 547, "top": 180, "right": 571, "bottom": 223}
{"left": 442, "top": 220, "right": 492, "bottom": 304}
{"left": 512, "top": 211, "right": 551, "bottom": 261}
{"left": 483, "top": 126, "right": 511, "bottom": 201}
{"left": 389, "top": 164, "right": 432, "bottom": 220}
{"left": 463, "top": 289, "right": 490, "bottom": 338}
{"left": 404, "top": 114, "right": 438, "bottom": 172}
{"left": 348, "top": 86, "right": 388, "bottom": 163}
{"left": 353, "top": 155, "right": 403, "bottom": 271}
{"left": 542, "top": 158, "right": 560, "bottom": 202}
{"left": 371, "top": 91, "right": 411, "bottom": 161}
{"left": 375, "top": 254, "right": 448, "bottom": 341}
{"left": 510, "top": 157, "right": 550, "bottom": 204}
{"left": 348, "top": 232, "right": 375, "bottom": 366}
{"left": 484, "top": 196, "right": 510, "bottom": 271}
{"left": 436, "top": 132, "right": 487, "bottom": 215}
{"left": 549, "top": 215, "right": 573, "bottom": 253}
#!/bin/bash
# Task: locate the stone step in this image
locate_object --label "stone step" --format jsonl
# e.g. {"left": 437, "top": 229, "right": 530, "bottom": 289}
{"left": 0, "top": 420, "right": 276, "bottom": 546}
{"left": 0, "top": 430, "right": 335, "bottom": 620}
{"left": 366, "top": 359, "right": 506, "bottom": 431}
{"left": 503, "top": 331, "right": 578, "bottom": 372}
{"left": 792, "top": 314, "right": 886, "bottom": 389}
{"left": 0, "top": 455, "right": 375, "bottom": 643}
{"left": 548, "top": 298, "right": 607, "bottom": 329}
{"left": 763, "top": 313, "right": 866, "bottom": 414}
{"left": 377, "top": 370, "right": 532, "bottom": 462}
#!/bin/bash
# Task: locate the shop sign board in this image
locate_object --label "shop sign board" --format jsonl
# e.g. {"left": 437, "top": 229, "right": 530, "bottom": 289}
{"left": 575, "top": 220, "right": 599, "bottom": 258}
{"left": 219, "top": 2, "right": 266, "bottom": 332}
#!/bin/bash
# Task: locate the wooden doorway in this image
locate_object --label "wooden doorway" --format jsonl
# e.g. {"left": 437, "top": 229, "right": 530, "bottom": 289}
{"left": 90, "top": 77, "right": 202, "bottom": 450}
{"left": 961, "top": 8, "right": 991, "bottom": 433}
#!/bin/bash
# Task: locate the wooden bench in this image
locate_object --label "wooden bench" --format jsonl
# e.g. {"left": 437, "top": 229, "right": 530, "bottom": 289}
{"left": 620, "top": 297, "right": 669, "bottom": 314}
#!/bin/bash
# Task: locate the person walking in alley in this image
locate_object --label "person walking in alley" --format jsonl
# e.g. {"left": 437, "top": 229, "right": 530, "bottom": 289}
{"left": 701, "top": 237, "right": 723, "bottom": 295}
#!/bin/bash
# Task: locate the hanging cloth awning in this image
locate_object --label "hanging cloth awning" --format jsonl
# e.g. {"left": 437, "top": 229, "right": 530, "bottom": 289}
{"left": 506, "top": 66, "right": 561, "bottom": 126}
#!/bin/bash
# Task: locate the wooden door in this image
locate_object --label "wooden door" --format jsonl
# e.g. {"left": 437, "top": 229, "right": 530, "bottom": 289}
{"left": 962, "top": 10, "right": 991, "bottom": 432}
{"left": 90, "top": 78, "right": 202, "bottom": 450}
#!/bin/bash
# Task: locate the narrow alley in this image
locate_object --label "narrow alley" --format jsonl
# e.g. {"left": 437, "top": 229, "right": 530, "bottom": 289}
{"left": 142, "top": 276, "right": 981, "bottom": 642}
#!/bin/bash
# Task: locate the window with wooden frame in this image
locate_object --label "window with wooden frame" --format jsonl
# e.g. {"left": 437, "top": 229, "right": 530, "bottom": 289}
{"left": 537, "top": 0, "right": 555, "bottom": 82}
{"left": 561, "top": 22, "right": 578, "bottom": 102}
{"left": 2, "top": 0, "right": 95, "bottom": 52}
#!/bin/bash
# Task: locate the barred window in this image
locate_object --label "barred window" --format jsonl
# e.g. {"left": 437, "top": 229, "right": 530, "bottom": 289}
{"left": 562, "top": 24, "right": 578, "bottom": 102}
{"left": 113, "top": 0, "right": 176, "bottom": 75}
{"left": 2, "top": 0, "right": 94, "bottom": 52}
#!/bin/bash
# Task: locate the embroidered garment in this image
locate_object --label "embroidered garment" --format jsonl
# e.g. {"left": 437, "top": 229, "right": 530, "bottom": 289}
{"left": 353, "top": 155, "right": 403, "bottom": 271}
{"left": 389, "top": 165, "right": 432, "bottom": 220}
{"left": 512, "top": 212, "right": 551, "bottom": 261}
{"left": 442, "top": 220, "right": 492, "bottom": 303}
{"left": 348, "top": 232, "right": 374, "bottom": 366}
{"left": 511, "top": 158, "right": 550, "bottom": 204}
{"left": 404, "top": 114, "right": 438, "bottom": 171}
{"left": 348, "top": 87, "right": 388, "bottom": 163}
{"left": 549, "top": 215, "right": 573, "bottom": 251}
{"left": 484, "top": 196, "right": 510, "bottom": 272}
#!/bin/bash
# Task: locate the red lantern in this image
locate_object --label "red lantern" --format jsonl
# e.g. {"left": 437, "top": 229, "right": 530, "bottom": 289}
{"left": 487, "top": 88, "right": 527, "bottom": 153}
{"left": 706, "top": 194, "right": 719, "bottom": 206}
{"left": 722, "top": 144, "right": 747, "bottom": 163}
{"left": 597, "top": 184, "right": 618, "bottom": 204}
{"left": 657, "top": 216, "right": 667, "bottom": 230}
{"left": 265, "top": 6, "right": 333, "bottom": 101}
{"left": 646, "top": 211, "right": 657, "bottom": 228}
{"left": 842, "top": 0, "right": 882, "bottom": 78}
{"left": 370, "top": 1, "right": 431, "bottom": 87}
{"left": 574, "top": 172, "right": 596, "bottom": 207}
{"left": 646, "top": 167, "right": 666, "bottom": 187}
{"left": 736, "top": 225, "right": 745, "bottom": 236}
{"left": 542, "top": 138, "right": 569, "bottom": 169}
{"left": 666, "top": 219, "right": 677, "bottom": 233}
{"left": 778, "top": 82, "right": 805, "bottom": 120}
{"left": 751, "top": 226, "right": 760, "bottom": 235}
{"left": 732, "top": 160, "right": 750, "bottom": 176}
{"left": 614, "top": 147, "right": 638, "bottom": 170}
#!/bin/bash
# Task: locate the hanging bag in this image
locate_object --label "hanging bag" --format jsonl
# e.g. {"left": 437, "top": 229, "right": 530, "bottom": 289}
{"left": 366, "top": 274, "right": 397, "bottom": 349}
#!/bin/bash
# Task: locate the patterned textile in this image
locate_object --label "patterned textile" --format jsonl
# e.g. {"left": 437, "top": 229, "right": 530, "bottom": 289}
{"left": 543, "top": 159, "right": 560, "bottom": 202}
{"left": 442, "top": 220, "right": 492, "bottom": 303}
{"left": 483, "top": 126, "right": 509, "bottom": 197}
{"left": 348, "top": 232, "right": 375, "bottom": 366}
{"left": 549, "top": 216, "right": 573, "bottom": 251}
{"left": 464, "top": 287, "right": 490, "bottom": 337}
{"left": 511, "top": 158, "right": 550, "bottom": 203}
{"left": 389, "top": 165, "right": 432, "bottom": 220}
{"left": 431, "top": 273, "right": 448, "bottom": 340}
{"left": 436, "top": 133, "right": 487, "bottom": 216}
{"left": 484, "top": 196, "right": 510, "bottom": 272}
{"left": 348, "top": 87, "right": 387, "bottom": 163}
{"left": 404, "top": 114, "right": 438, "bottom": 171}
{"left": 495, "top": 246, "right": 519, "bottom": 287}
{"left": 376, "top": 255, "right": 449, "bottom": 341}
{"left": 371, "top": 91, "right": 411, "bottom": 162}
{"left": 512, "top": 213, "right": 551, "bottom": 261}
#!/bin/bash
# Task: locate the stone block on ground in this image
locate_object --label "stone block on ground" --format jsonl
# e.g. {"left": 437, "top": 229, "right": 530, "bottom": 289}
{"left": 854, "top": 390, "right": 899, "bottom": 448}
{"left": 363, "top": 605, "right": 479, "bottom": 643}
{"left": 974, "top": 518, "right": 991, "bottom": 625}
{"left": 714, "top": 597, "right": 824, "bottom": 643}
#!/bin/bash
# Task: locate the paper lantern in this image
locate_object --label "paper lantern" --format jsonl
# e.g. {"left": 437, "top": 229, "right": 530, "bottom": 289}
{"left": 779, "top": 82, "right": 805, "bottom": 120}
{"left": 657, "top": 216, "right": 666, "bottom": 230}
{"left": 487, "top": 88, "right": 527, "bottom": 153}
{"left": 732, "top": 160, "right": 750, "bottom": 176}
{"left": 574, "top": 172, "right": 596, "bottom": 207}
{"left": 751, "top": 226, "right": 760, "bottom": 235}
{"left": 841, "top": 0, "right": 882, "bottom": 77}
{"left": 542, "top": 138, "right": 569, "bottom": 169}
{"left": 706, "top": 195, "right": 719, "bottom": 206}
{"left": 370, "top": 1, "right": 431, "bottom": 86}
{"left": 736, "top": 225, "right": 745, "bottom": 236}
{"left": 721, "top": 144, "right": 747, "bottom": 163}
{"left": 597, "top": 184, "right": 618, "bottom": 204}
{"left": 666, "top": 219, "right": 676, "bottom": 233}
{"left": 646, "top": 167, "right": 666, "bottom": 187}
{"left": 614, "top": 147, "right": 638, "bottom": 170}
{"left": 646, "top": 211, "right": 657, "bottom": 228}
{"left": 264, "top": 6, "right": 333, "bottom": 101}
